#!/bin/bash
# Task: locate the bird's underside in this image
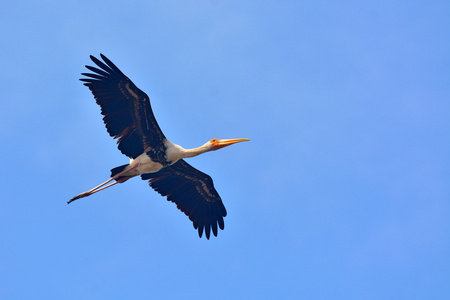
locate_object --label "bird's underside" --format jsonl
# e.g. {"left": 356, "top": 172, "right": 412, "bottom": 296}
{"left": 70, "top": 54, "right": 249, "bottom": 239}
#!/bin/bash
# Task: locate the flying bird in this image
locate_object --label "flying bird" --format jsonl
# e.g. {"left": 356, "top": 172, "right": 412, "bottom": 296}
{"left": 69, "top": 54, "right": 249, "bottom": 239}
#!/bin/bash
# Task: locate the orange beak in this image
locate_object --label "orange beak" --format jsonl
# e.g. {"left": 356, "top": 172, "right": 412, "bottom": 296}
{"left": 211, "top": 138, "right": 250, "bottom": 150}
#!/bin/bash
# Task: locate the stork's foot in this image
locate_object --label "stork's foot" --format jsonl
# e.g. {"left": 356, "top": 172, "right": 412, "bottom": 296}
{"left": 68, "top": 191, "right": 92, "bottom": 204}
{"left": 68, "top": 180, "right": 120, "bottom": 204}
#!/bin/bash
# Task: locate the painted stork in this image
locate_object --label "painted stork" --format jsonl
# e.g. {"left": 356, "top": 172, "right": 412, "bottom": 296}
{"left": 69, "top": 54, "right": 249, "bottom": 239}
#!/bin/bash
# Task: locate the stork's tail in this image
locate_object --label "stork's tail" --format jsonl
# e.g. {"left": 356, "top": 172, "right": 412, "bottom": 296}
{"left": 110, "top": 164, "right": 128, "bottom": 178}
{"left": 110, "top": 164, "right": 133, "bottom": 183}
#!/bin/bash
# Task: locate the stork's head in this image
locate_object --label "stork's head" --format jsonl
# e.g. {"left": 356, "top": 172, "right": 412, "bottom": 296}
{"left": 209, "top": 138, "right": 250, "bottom": 151}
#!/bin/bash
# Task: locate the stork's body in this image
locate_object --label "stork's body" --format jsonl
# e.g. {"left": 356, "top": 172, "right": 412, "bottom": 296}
{"left": 69, "top": 54, "right": 249, "bottom": 239}
{"left": 124, "top": 140, "right": 187, "bottom": 177}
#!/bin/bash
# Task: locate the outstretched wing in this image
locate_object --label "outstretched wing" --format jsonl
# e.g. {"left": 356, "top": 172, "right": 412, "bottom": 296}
{"left": 141, "top": 159, "right": 227, "bottom": 239}
{"left": 80, "top": 54, "right": 167, "bottom": 162}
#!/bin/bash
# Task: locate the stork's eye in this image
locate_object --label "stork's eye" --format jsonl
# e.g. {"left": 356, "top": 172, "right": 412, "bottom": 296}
{"left": 211, "top": 139, "right": 217, "bottom": 143}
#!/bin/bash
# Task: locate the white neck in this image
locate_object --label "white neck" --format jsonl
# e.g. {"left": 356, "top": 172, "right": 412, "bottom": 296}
{"left": 181, "top": 144, "right": 211, "bottom": 158}
{"left": 165, "top": 140, "right": 212, "bottom": 162}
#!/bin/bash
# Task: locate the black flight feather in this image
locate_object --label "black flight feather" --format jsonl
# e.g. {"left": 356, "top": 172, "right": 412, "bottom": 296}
{"left": 80, "top": 54, "right": 167, "bottom": 161}
{"left": 141, "top": 159, "right": 227, "bottom": 239}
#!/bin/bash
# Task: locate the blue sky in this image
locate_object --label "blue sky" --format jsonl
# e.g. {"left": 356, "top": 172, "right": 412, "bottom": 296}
{"left": 1, "top": 0, "right": 449, "bottom": 299}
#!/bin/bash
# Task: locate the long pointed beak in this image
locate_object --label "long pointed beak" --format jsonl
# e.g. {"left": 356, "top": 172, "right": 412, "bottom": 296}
{"left": 212, "top": 138, "right": 250, "bottom": 150}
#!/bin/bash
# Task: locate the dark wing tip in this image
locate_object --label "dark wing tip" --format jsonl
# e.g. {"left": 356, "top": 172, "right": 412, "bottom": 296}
{"left": 218, "top": 216, "right": 225, "bottom": 230}
{"left": 98, "top": 53, "right": 124, "bottom": 76}
{"left": 212, "top": 218, "right": 218, "bottom": 237}
{"left": 198, "top": 226, "right": 204, "bottom": 239}
{"left": 205, "top": 224, "right": 211, "bottom": 240}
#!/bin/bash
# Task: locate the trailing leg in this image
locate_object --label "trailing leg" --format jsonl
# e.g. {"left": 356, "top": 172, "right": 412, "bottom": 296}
{"left": 68, "top": 163, "right": 140, "bottom": 204}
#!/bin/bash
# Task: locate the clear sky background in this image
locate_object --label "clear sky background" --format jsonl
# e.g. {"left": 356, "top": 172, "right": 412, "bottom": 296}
{"left": 1, "top": 0, "right": 449, "bottom": 299}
